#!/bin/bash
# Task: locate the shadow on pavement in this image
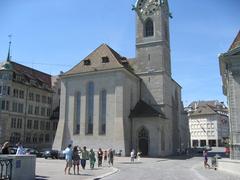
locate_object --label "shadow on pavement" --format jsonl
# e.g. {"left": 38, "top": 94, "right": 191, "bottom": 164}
{"left": 119, "top": 162, "right": 143, "bottom": 164}
{"left": 35, "top": 175, "right": 49, "bottom": 180}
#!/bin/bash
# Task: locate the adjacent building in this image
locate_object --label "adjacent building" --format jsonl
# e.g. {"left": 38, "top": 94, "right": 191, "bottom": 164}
{"left": 0, "top": 55, "right": 60, "bottom": 149}
{"left": 53, "top": 0, "right": 189, "bottom": 157}
{"left": 187, "top": 101, "right": 229, "bottom": 148}
{"left": 219, "top": 31, "right": 240, "bottom": 159}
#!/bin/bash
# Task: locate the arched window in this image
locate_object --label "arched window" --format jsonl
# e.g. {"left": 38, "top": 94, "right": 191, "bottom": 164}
{"left": 86, "top": 82, "right": 94, "bottom": 134}
{"left": 99, "top": 89, "right": 107, "bottom": 135}
{"left": 74, "top": 91, "right": 81, "bottom": 134}
{"left": 144, "top": 19, "right": 154, "bottom": 37}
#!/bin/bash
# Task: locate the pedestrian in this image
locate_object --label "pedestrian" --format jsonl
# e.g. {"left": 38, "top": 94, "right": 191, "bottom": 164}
{"left": 1, "top": 141, "right": 9, "bottom": 154}
{"left": 203, "top": 150, "right": 210, "bottom": 168}
{"left": 130, "top": 149, "right": 135, "bottom": 163}
{"left": 97, "top": 148, "right": 103, "bottom": 167}
{"left": 63, "top": 144, "right": 73, "bottom": 175}
{"left": 108, "top": 149, "right": 114, "bottom": 166}
{"left": 16, "top": 142, "right": 25, "bottom": 155}
{"left": 80, "top": 146, "right": 89, "bottom": 170}
{"left": 137, "top": 151, "right": 141, "bottom": 161}
{"left": 89, "top": 149, "right": 96, "bottom": 169}
{"left": 103, "top": 150, "right": 107, "bottom": 165}
{"left": 72, "top": 146, "right": 80, "bottom": 175}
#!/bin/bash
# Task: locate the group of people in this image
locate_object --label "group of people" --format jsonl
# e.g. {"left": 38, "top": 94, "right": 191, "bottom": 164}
{"left": 130, "top": 149, "right": 141, "bottom": 163}
{"left": 0, "top": 141, "right": 25, "bottom": 155}
{"left": 63, "top": 144, "right": 114, "bottom": 175}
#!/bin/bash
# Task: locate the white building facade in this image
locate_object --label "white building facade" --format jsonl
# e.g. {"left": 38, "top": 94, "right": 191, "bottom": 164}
{"left": 188, "top": 101, "right": 229, "bottom": 148}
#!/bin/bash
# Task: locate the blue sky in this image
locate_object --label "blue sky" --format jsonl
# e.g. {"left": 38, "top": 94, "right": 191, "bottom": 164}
{"left": 0, "top": 0, "right": 239, "bottom": 106}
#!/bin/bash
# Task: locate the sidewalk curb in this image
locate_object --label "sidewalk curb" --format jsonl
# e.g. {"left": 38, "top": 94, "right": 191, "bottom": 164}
{"left": 92, "top": 167, "right": 120, "bottom": 180}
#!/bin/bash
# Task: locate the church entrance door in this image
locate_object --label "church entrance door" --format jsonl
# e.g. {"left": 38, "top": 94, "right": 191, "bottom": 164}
{"left": 138, "top": 127, "right": 149, "bottom": 156}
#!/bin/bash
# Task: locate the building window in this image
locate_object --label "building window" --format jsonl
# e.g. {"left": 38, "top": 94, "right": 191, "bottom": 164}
{"left": 19, "top": 90, "right": 24, "bottom": 99}
{"left": 74, "top": 92, "right": 81, "bottom": 134}
{"left": 84, "top": 59, "right": 91, "bottom": 65}
{"left": 34, "top": 120, "right": 39, "bottom": 129}
{"left": 35, "top": 106, "right": 39, "bottom": 115}
{"left": 27, "top": 119, "right": 32, "bottom": 129}
{"left": 10, "top": 132, "right": 21, "bottom": 144}
{"left": 28, "top": 105, "right": 33, "bottom": 114}
{"left": 99, "top": 89, "right": 107, "bottom": 135}
{"left": 40, "top": 121, "right": 45, "bottom": 130}
{"left": 12, "top": 102, "right": 18, "bottom": 112}
{"left": 36, "top": 94, "right": 40, "bottom": 102}
{"left": 11, "top": 118, "right": 17, "bottom": 128}
{"left": 17, "top": 118, "right": 22, "bottom": 129}
{"left": 1, "top": 100, "right": 9, "bottom": 111}
{"left": 13, "top": 89, "right": 18, "bottom": 98}
{"left": 86, "top": 82, "right": 94, "bottom": 134}
{"left": 41, "top": 107, "right": 46, "bottom": 116}
{"left": 39, "top": 134, "right": 44, "bottom": 143}
{"left": 102, "top": 56, "right": 109, "bottom": 63}
{"left": 47, "top": 108, "right": 51, "bottom": 117}
{"left": 144, "top": 18, "right": 154, "bottom": 37}
{"left": 52, "top": 122, "right": 58, "bottom": 130}
{"left": 46, "top": 122, "right": 50, "bottom": 130}
{"left": 42, "top": 95, "right": 46, "bottom": 103}
{"left": 47, "top": 97, "right": 52, "bottom": 104}
{"left": 26, "top": 133, "right": 31, "bottom": 143}
{"left": 32, "top": 134, "right": 38, "bottom": 143}
{"left": 18, "top": 103, "right": 24, "bottom": 113}
{"left": 29, "top": 92, "right": 34, "bottom": 101}
{"left": 45, "top": 134, "right": 50, "bottom": 142}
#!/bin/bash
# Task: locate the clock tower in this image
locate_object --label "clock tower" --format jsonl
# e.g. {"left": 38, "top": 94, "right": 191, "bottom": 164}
{"left": 133, "top": 0, "right": 172, "bottom": 107}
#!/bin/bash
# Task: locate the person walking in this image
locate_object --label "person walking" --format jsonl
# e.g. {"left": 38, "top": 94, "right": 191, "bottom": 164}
{"left": 108, "top": 149, "right": 114, "bottom": 166}
{"left": 16, "top": 142, "right": 25, "bottom": 155}
{"left": 1, "top": 142, "right": 9, "bottom": 154}
{"left": 97, "top": 148, "right": 103, "bottom": 167}
{"left": 103, "top": 150, "right": 108, "bottom": 166}
{"left": 89, "top": 149, "right": 96, "bottom": 169}
{"left": 63, "top": 144, "right": 73, "bottom": 175}
{"left": 130, "top": 149, "right": 135, "bottom": 163}
{"left": 203, "top": 150, "right": 210, "bottom": 168}
{"left": 80, "top": 146, "right": 89, "bottom": 170}
{"left": 72, "top": 146, "right": 80, "bottom": 175}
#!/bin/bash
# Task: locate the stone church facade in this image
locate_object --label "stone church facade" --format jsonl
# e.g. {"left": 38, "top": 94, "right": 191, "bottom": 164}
{"left": 53, "top": 0, "right": 188, "bottom": 157}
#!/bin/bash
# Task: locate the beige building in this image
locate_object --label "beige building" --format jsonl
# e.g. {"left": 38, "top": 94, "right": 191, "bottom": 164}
{"left": 219, "top": 31, "right": 240, "bottom": 159}
{"left": 0, "top": 55, "right": 60, "bottom": 149}
{"left": 187, "top": 101, "right": 229, "bottom": 148}
{"left": 53, "top": 0, "right": 188, "bottom": 157}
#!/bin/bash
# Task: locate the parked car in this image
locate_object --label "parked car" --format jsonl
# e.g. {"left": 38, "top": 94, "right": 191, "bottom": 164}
{"left": 58, "top": 150, "right": 65, "bottom": 159}
{"left": 9, "top": 147, "right": 17, "bottom": 154}
{"left": 43, "top": 150, "right": 59, "bottom": 159}
{"left": 24, "top": 148, "right": 42, "bottom": 157}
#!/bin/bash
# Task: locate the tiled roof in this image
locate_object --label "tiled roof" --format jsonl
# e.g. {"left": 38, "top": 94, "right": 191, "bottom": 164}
{"left": 0, "top": 60, "right": 52, "bottom": 89}
{"left": 130, "top": 100, "right": 166, "bottom": 118}
{"left": 11, "top": 61, "right": 52, "bottom": 87}
{"left": 64, "top": 44, "right": 134, "bottom": 76}
{"left": 190, "top": 105, "right": 217, "bottom": 116}
{"left": 229, "top": 31, "right": 240, "bottom": 51}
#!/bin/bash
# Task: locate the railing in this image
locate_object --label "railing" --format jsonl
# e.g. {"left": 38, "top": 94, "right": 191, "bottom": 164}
{"left": 0, "top": 158, "right": 12, "bottom": 180}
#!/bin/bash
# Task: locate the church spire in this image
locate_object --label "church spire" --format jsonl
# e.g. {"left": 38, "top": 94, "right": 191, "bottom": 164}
{"left": 6, "top": 35, "right": 12, "bottom": 62}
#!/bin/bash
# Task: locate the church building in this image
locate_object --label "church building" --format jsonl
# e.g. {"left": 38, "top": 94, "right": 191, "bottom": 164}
{"left": 53, "top": 0, "right": 187, "bottom": 157}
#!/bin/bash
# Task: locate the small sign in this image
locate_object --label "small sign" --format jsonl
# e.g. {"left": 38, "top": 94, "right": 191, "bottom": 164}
{"left": 16, "top": 160, "right": 21, "bottom": 168}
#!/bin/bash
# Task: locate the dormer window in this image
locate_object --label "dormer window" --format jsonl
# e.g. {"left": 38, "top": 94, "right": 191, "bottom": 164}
{"left": 102, "top": 56, "right": 109, "bottom": 63}
{"left": 84, "top": 59, "right": 91, "bottom": 65}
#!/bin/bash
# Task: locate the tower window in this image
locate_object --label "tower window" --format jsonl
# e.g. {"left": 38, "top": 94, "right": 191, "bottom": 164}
{"left": 144, "top": 19, "right": 154, "bottom": 37}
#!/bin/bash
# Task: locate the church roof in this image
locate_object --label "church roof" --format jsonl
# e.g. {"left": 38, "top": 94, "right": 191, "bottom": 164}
{"left": 130, "top": 100, "right": 166, "bottom": 118}
{"left": 229, "top": 31, "right": 240, "bottom": 51}
{"left": 64, "top": 44, "right": 134, "bottom": 76}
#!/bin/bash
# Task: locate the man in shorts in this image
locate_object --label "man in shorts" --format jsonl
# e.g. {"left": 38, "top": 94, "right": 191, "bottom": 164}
{"left": 64, "top": 144, "right": 73, "bottom": 175}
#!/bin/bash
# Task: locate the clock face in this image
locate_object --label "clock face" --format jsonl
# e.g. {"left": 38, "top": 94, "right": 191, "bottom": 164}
{"left": 137, "top": 0, "right": 159, "bottom": 16}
